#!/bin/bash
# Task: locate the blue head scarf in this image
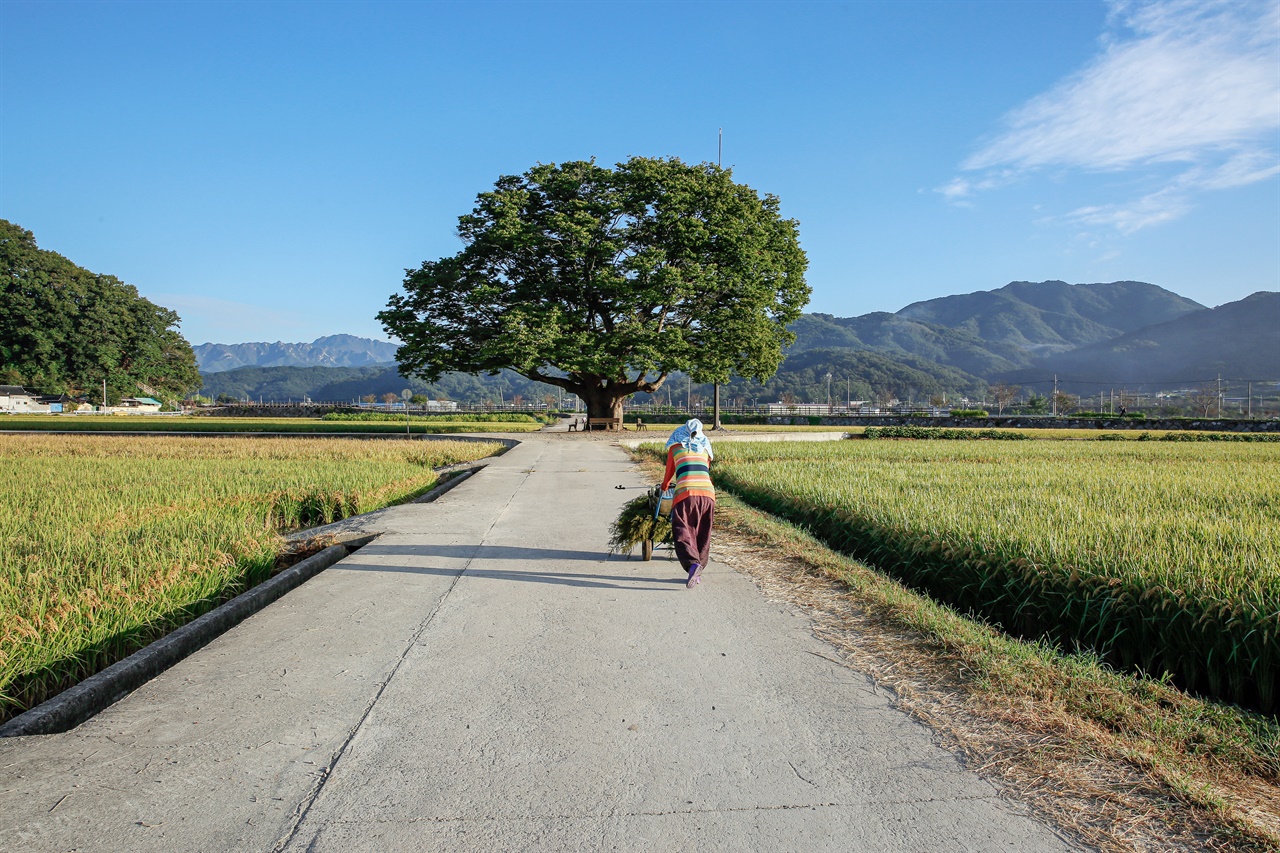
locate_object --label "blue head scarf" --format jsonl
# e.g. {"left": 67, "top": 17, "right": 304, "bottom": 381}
{"left": 666, "top": 418, "right": 713, "bottom": 459}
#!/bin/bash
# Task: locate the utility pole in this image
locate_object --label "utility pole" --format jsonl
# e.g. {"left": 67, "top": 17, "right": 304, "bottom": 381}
{"left": 1052, "top": 375, "right": 1058, "bottom": 416}
{"left": 712, "top": 127, "right": 724, "bottom": 431}
{"left": 1248, "top": 381, "right": 1253, "bottom": 418}
{"left": 1217, "top": 374, "right": 1223, "bottom": 417}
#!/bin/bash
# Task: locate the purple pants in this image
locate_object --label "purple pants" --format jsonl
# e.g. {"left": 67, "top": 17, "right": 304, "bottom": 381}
{"left": 670, "top": 495, "right": 715, "bottom": 573}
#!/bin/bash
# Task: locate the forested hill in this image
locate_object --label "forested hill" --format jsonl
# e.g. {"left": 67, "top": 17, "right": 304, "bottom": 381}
{"left": 0, "top": 220, "right": 201, "bottom": 402}
{"left": 896, "top": 280, "right": 1205, "bottom": 354}
{"left": 787, "top": 280, "right": 1206, "bottom": 372}
{"left": 787, "top": 313, "right": 1029, "bottom": 376}
{"left": 1008, "top": 291, "right": 1280, "bottom": 388}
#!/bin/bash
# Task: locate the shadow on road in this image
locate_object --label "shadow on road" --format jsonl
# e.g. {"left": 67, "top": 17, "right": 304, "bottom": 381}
{"left": 356, "top": 543, "right": 612, "bottom": 562}
{"left": 335, "top": 543, "right": 684, "bottom": 590}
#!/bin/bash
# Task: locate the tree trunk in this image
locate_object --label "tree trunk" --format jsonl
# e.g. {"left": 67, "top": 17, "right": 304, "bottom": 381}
{"left": 580, "top": 386, "right": 625, "bottom": 422}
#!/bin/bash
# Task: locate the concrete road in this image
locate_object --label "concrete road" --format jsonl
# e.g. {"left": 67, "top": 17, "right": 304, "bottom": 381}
{"left": 0, "top": 436, "right": 1078, "bottom": 852}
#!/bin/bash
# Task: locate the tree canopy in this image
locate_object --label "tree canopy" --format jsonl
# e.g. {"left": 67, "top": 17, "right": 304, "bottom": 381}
{"left": 379, "top": 157, "right": 810, "bottom": 418}
{"left": 0, "top": 220, "right": 201, "bottom": 403}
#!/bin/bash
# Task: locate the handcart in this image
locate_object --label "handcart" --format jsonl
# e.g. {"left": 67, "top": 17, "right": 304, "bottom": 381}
{"left": 642, "top": 485, "right": 674, "bottom": 561}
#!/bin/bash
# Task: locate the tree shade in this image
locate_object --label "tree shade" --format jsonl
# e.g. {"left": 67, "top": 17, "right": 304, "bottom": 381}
{"left": 379, "top": 157, "right": 810, "bottom": 420}
{"left": 0, "top": 220, "right": 200, "bottom": 403}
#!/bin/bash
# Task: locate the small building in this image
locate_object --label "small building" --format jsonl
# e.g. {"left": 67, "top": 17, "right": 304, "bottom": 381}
{"left": 36, "top": 393, "right": 76, "bottom": 413}
{"left": 119, "top": 397, "right": 163, "bottom": 413}
{"left": 0, "top": 385, "right": 44, "bottom": 413}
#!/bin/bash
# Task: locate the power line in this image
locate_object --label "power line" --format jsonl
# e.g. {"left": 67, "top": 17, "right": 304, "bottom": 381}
{"left": 1006, "top": 376, "right": 1279, "bottom": 387}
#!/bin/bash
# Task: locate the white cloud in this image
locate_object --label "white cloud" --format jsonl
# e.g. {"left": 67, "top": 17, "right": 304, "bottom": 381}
{"left": 942, "top": 0, "right": 1280, "bottom": 230}
{"left": 938, "top": 177, "right": 973, "bottom": 200}
{"left": 1067, "top": 186, "right": 1192, "bottom": 233}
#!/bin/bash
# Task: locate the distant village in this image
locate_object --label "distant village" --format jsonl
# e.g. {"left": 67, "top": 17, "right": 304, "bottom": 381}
{"left": 0, "top": 386, "right": 163, "bottom": 415}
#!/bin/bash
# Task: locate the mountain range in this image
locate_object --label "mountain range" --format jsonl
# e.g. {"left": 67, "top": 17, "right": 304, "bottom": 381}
{"left": 194, "top": 334, "right": 400, "bottom": 373}
{"left": 197, "top": 281, "right": 1280, "bottom": 404}
{"left": 1005, "top": 291, "right": 1280, "bottom": 387}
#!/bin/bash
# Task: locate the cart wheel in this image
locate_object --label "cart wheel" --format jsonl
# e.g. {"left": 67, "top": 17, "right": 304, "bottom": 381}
{"left": 642, "top": 539, "right": 654, "bottom": 561}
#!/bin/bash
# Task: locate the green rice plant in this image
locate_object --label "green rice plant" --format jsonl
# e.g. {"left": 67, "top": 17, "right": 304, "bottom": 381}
{"left": 0, "top": 434, "right": 503, "bottom": 722}
{"left": 640, "top": 439, "right": 1280, "bottom": 712}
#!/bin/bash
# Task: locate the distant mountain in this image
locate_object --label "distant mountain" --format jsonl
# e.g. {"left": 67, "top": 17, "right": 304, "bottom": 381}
{"left": 1007, "top": 291, "right": 1280, "bottom": 389}
{"left": 194, "top": 334, "right": 399, "bottom": 373}
{"left": 198, "top": 363, "right": 561, "bottom": 405}
{"left": 195, "top": 281, "right": 1271, "bottom": 405}
{"left": 718, "top": 347, "right": 988, "bottom": 404}
{"left": 788, "top": 312, "right": 1030, "bottom": 376}
{"left": 783, "top": 280, "right": 1208, "bottom": 386}
{"left": 895, "top": 280, "right": 1205, "bottom": 356}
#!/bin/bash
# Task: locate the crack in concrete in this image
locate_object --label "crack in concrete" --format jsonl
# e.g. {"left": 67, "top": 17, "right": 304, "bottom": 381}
{"left": 787, "top": 759, "right": 818, "bottom": 787}
{"left": 270, "top": 448, "right": 544, "bottom": 853}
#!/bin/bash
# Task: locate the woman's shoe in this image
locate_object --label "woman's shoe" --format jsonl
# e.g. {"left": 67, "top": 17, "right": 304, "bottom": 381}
{"left": 686, "top": 563, "right": 702, "bottom": 589}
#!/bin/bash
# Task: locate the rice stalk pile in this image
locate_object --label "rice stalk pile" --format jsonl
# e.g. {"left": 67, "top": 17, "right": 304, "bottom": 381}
{"left": 608, "top": 493, "right": 672, "bottom": 555}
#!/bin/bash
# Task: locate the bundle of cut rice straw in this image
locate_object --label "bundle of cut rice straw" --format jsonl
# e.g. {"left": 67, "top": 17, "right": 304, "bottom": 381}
{"left": 607, "top": 493, "right": 671, "bottom": 555}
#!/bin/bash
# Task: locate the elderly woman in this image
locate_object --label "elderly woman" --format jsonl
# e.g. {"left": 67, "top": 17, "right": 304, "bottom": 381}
{"left": 661, "top": 418, "right": 716, "bottom": 589}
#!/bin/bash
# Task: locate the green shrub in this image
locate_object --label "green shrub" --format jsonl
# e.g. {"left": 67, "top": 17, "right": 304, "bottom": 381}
{"left": 1160, "top": 431, "right": 1278, "bottom": 443}
{"left": 864, "top": 426, "right": 1029, "bottom": 440}
{"left": 322, "top": 411, "right": 538, "bottom": 423}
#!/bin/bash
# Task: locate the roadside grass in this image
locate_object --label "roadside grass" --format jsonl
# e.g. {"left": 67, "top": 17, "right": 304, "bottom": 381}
{"left": 0, "top": 415, "right": 544, "bottom": 434}
{"left": 0, "top": 434, "right": 505, "bottom": 723}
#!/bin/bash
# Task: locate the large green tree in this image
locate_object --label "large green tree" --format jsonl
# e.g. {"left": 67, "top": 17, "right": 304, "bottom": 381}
{"left": 379, "top": 157, "right": 810, "bottom": 420}
{"left": 0, "top": 220, "right": 201, "bottom": 403}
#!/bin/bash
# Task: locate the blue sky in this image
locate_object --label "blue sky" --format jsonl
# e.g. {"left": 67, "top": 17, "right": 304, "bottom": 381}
{"left": 3, "top": 0, "right": 1277, "bottom": 346}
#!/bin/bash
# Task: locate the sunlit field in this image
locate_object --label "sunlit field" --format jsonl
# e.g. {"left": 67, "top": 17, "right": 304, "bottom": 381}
{"left": 0, "top": 434, "right": 504, "bottom": 722}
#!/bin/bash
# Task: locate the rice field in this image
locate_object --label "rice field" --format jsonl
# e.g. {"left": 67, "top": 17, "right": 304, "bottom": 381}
{"left": 0, "top": 434, "right": 504, "bottom": 722}
{"left": 655, "top": 438, "right": 1280, "bottom": 712}
{"left": 0, "top": 414, "right": 546, "bottom": 433}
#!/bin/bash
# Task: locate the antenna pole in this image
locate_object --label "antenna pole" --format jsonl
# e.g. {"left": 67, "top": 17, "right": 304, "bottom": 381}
{"left": 712, "top": 127, "right": 724, "bottom": 431}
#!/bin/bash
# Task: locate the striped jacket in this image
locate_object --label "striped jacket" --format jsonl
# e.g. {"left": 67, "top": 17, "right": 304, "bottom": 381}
{"left": 662, "top": 445, "right": 715, "bottom": 505}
